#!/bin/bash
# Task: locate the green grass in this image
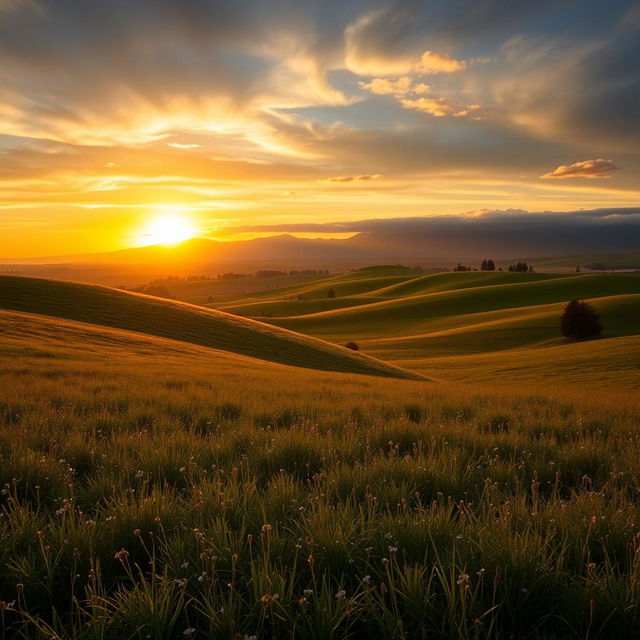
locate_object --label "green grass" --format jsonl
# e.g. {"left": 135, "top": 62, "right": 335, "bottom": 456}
{"left": 2, "top": 311, "right": 640, "bottom": 639}
{"left": 370, "top": 270, "right": 567, "bottom": 297}
{"left": 272, "top": 274, "right": 640, "bottom": 340}
{"left": 219, "top": 265, "right": 423, "bottom": 306}
{"left": 2, "top": 266, "right": 640, "bottom": 639}
{"left": 0, "top": 276, "right": 418, "bottom": 379}
{"left": 360, "top": 294, "right": 640, "bottom": 359}
{"left": 204, "top": 268, "right": 640, "bottom": 388}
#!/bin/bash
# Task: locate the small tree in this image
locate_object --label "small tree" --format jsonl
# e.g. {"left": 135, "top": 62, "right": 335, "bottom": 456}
{"left": 327, "top": 288, "right": 336, "bottom": 298}
{"left": 561, "top": 300, "right": 602, "bottom": 340}
{"left": 344, "top": 341, "right": 359, "bottom": 351}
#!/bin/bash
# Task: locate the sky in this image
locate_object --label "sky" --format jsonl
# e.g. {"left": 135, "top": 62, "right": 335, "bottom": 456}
{"left": 1, "top": 0, "right": 639, "bottom": 257}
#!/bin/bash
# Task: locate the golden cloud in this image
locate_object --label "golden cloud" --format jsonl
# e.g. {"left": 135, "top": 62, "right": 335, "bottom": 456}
{"left": 358, "top": 77, "right": 430, "bottom": 95}
{"left": 414, "top": 51, "right": 466, "bottom": 74}
{"left": 540, "top": 159, "right": 620, "bottom": 179}
{"left": 400, "top": 97, "right": 479, "bottom": 118}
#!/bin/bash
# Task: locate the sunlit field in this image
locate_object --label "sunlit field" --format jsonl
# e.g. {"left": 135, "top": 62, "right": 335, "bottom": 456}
{"left": 1, "top": 275, "right": 640, "bottom": 638}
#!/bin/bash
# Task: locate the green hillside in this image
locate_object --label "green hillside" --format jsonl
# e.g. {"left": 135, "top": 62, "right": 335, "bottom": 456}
{"left": 217, "top": 265, "right": 423, "bottom": 305}
{"left": 203, "top": 268, "right": 640, "bottom": 387}
{"left": 0, "top": 276, "right": 419, "bottom": 379}
{"left": 362, "top": 294, "right": 640, "bottom": 359}
{"left": 371, "top": 270, "right": 565, "bottom": 297}
{"left": 272, "top": 273, "right": 640, "bottom": 339}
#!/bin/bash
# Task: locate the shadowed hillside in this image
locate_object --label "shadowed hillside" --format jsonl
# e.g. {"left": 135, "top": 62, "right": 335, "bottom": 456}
{"left": 0, "top": 275, "right": 419, "bottom": 379}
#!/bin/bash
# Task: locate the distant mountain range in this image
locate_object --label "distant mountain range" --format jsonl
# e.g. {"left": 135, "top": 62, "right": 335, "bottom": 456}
{"left": 4, "top": 225, "right": 640, "bottom": 267}
{"left": 2, "top": 216, "right": 640, "bottom": 287}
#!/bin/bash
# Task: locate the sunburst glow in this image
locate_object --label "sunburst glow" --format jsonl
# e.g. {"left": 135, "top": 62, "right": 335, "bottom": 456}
{"left": 141, "top": 212, "right": 198, "bottom": 246}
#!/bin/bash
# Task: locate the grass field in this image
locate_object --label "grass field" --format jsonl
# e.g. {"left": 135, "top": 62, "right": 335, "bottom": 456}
{"left": 1, "top": 270, "right": 640, "bottom": 639}
{"left": 211, "top": 268, "right": 640, "bottom": 386}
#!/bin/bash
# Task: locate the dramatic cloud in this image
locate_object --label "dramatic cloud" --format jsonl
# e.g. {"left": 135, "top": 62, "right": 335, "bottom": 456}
{"left": 1, "top": 1, "right": 639, "bottom": 257}
{"left": 541, "top": 159, "right": 620, "bottom": 179}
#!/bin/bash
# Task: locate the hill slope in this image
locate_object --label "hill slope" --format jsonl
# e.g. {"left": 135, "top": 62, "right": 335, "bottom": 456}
{"left": 0, "top": 276, "right": 419, "bottom": 379}
{"left": 271, "top": 273, "right": 640, "bottom": 339}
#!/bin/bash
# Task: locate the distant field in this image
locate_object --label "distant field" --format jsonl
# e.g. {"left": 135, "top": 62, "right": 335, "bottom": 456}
{"left": 1, "top": 268, "right": 640, "bottom": 639}
{"left": 209, "top": 268, "right": 640, "bottom": 387}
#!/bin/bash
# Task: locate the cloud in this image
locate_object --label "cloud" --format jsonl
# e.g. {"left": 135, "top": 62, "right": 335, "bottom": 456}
{"left": 321, "top": 173, "right": 382, "bottom": 183}
{"left": 358, "top": 77, "right": 429, "bottom": 95}
{"left": 167, "top": 142, "right": 203, "bottom": 150}
{"left": 230, "top": 208, "right": 640, "bottom": 257}
{"left": 233, "top": 208, "right": 640, "bottom": 233}
{"left": 344, "top": 3, "right": 427, "bottom": 76}
{"left": 489, "top": 32, "right": 640, "bottom": 151}
{"left": 400, "top": 97, "right": 479, "bottom": 118}
{"left": 414, "top": 51, "right": 466, "bottom": 74}
{"left": 541, "top": 159, "right": 620, "bottom": 179}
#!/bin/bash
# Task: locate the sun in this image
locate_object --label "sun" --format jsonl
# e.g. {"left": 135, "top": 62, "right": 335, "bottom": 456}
{"left": 142, "top": 211, "right": 198, "bottom": 246}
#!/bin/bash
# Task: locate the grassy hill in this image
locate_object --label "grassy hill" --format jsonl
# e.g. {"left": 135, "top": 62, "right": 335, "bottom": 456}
{"left": 205, "top": 268, "right": 640, "bottom": 387}
{"left": 3, "top": 267, "right": 640, "bottom": 639}
{"left": 272, "top": 273, "right": 640, "bottom": 339}
{"left": 0, "top": 275, "right": 419, "bottom": 379}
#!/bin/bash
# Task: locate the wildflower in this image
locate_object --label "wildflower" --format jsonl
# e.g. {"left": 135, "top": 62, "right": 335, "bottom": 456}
{"left": 362, "top": 575, "right": 373, "bottom": 586}
{"left": 183, "top": 629, "right": 196, "bottom": 636}
{"left": 133, "top": 529, "right": 141, "bottom": 536}
{"left": 388, "top": 546, "right": 398, "bottom": 553}
{"left": 176, "top": 579, "right": 187, "bottom": 587}
{"left": 456, "top": 573, "right": 470, "bottom": 586}
{"left": 114, "top": 549, "right": 129, "bottom": 561}
{"left": 335, "top": 590, "right": 346, "bottom": 599}
{"left": 181, "top": 561, "right": 189, "bottom": 568}
{"left": 179, "top": 467, "right": 186, "bottom": 473}
{"left": 303, "top": 589, "right": 313, "bottom": 597}
{"left": 135, "top": 470, "right": 144, "bottom": 478}
{"left": 261, "top": 524, "right": 272, "bottom": 533}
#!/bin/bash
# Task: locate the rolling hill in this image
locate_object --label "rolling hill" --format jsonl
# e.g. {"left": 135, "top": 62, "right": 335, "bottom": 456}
{"left": 0, "top": 275, "right": 419, "bottom": 379}
{"left": 206, "top": 268, "right": 640, "bottom": 387}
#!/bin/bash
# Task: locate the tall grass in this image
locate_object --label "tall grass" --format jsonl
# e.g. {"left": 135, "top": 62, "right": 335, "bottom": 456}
{"left": 1, "top": 334, "right": 640, "bottom": 638}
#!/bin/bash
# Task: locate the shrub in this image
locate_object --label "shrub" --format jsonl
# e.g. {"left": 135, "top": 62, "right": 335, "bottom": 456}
{"left": 344, "top": 341, "right": 359, "bottom": 351}
{"left": 561, "top": 299, "right": 602, "bottom": 339}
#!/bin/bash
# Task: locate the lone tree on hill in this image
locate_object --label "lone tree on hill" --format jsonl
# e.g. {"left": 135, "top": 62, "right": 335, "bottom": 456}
{"left": 561, "top": 300, "right": 602, "bottom": 340}
{"left": 327, "top": 288, "right": 336, "bottom": 298}
{"left": 344, "top": 341, "right": 360, "bottom": 351}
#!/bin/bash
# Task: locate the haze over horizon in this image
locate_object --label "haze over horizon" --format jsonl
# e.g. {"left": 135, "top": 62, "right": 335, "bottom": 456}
{"left": 1, "top": 0, "right": 639, "bottom": 258}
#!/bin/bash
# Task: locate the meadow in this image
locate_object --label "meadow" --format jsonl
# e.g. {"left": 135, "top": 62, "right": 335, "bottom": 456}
{"left": 1, "top": 271, "right": 640, "bottom": 639}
